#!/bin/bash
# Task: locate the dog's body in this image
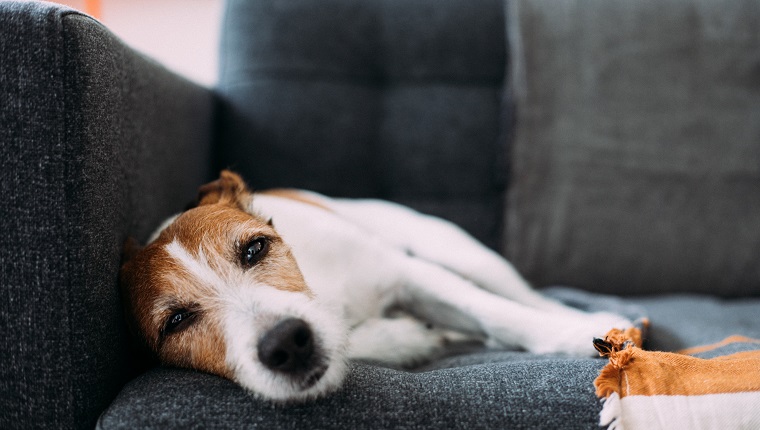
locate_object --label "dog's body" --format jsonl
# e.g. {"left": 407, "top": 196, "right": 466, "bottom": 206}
{"left": 120, "top": 171, "right": 631, "bottom": 402}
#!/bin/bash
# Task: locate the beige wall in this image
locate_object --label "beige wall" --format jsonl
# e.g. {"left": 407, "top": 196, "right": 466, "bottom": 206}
{"left": 52, "top": 0, "right": 224, "bottom": 87}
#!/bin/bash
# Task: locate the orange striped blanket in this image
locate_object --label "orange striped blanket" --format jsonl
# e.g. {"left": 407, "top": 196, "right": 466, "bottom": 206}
{"left": 593, "top": 327, "right": 760, "bottom": 429}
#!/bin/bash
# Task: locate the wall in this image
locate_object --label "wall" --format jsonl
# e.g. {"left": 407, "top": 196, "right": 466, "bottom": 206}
{"left": 52, "top": 0, "right": 224, "bottom": 87}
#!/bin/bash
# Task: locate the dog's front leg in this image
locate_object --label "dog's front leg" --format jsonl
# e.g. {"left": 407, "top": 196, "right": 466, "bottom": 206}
{"left": 393, "top": 257, "right": 631, "bottom": 356}
{"left": 347, "top": 317, "right": 475, "bottom": 368}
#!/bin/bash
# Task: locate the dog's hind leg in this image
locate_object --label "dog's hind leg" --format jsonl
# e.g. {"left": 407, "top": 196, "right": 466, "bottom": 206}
{"left": 329, "top": 199, "right": 573, "bottom": 314}
{"left": 391, "top": 256, "right": 631, "bottom": 356}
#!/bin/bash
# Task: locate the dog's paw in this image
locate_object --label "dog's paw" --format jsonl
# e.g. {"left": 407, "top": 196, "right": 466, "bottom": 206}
{"left": 523, "top": 312, "right": 634, "bottom": 357}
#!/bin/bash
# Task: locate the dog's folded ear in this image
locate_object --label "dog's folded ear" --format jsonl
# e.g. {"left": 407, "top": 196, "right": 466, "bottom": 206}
{"left": 118, "top": 237, "right": 160, "bottom": 376}
{"left": 121, "top": 237, "right": 143, "bottom": 265}
{"left": 197, "top": 170, "right": 251, "bottom": 208}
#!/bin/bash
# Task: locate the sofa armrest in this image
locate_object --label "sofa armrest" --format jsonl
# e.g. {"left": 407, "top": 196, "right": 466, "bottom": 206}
{"left": 0, "top": 2, "right": 214, "bottom": 429}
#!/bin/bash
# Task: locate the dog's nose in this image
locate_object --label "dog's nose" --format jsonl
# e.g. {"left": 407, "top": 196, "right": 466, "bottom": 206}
{"left": 257, "top": 318, "right": 315, "bottom": 373}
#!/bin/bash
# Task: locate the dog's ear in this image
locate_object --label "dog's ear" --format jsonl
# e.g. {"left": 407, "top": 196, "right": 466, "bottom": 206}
{"left": 121, "top": 237, "right": 143, "bottom": 265}
{"left": 118, "top": 238, "right": 160, "bottom": 376}
{"left": 197, "top": 170, "right": 251, "bottom": 208}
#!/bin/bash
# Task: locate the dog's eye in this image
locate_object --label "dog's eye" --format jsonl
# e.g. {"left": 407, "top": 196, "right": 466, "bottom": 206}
{"left": 242, "top": 237, "right": 269, "bottom": 268}
{"left": 164, "top": 310, "right": 196, "bottom": 335}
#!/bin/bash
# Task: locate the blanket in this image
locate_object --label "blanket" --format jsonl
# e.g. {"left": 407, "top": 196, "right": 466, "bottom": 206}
{"left": 593, "top": 327, "right": 760, "bottom": 429}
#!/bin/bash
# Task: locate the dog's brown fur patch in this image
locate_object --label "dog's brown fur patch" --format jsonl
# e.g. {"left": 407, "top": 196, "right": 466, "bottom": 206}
{"left": 120, "top": 171, "right": 312, "bottom": 379}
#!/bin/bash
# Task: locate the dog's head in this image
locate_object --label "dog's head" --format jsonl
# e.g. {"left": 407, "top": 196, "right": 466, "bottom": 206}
{"left": 120, "top": 170, "right": 347, "bottom": 402}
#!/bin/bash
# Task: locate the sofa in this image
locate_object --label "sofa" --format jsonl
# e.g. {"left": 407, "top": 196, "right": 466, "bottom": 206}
{"left": 2, "top": 0, "right": 759, "bottom": 428}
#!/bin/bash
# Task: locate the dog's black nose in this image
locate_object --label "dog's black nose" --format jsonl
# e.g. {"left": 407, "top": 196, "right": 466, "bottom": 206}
{"left": 257, "top": 318, "right": 315, "bottom": 373}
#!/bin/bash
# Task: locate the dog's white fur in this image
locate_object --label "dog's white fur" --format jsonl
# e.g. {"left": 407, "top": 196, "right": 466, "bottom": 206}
{"left": 124, "top": 172, "right": 631, "bottom": 402}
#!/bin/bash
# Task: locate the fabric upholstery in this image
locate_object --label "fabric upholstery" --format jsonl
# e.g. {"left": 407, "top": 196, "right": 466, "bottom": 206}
{"left": 4, "top": 0, "right": 760, "bottom": 429}
{"left": 216, "top": 0, "right": 510, "bottom": 250}
{"left": 96, "top": 289, "right": 760, "bottom": 429}
{"left": 506, "top": 0, "right": 760, "bottom": 296}
{"left": 0, "top": 2, "right": 214, "bottom": 428}
{"left": 98, "top": 359, "right": 604, "bottom": 430}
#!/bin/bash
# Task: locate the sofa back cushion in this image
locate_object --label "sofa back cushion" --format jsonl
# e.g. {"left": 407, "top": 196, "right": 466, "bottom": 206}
{"left": 216, "top": 0, "right": 510, "bottom": 250}
{"left": 507, "top": 0, "right": 760, "bottom": 296}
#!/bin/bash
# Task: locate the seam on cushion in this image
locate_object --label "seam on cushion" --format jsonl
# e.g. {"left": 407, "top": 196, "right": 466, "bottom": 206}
{"left": 57, "top": 6, "right": 92, "bottom": 429}
{"left": 217, "top": 0, "right": 235, "bottom": 88}
{"left": 32, "top": 4, "right": 83, "bottom": 429}
{"left": 58, "top": 10, "right": 141, "bottom": 427}
{"left": 222, "top": 70, "right": 504, "bottom": 89}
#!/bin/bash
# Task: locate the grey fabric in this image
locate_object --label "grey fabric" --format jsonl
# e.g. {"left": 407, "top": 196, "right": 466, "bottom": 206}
{"left": 96, "top": 289, "right": 760, "bottom": 429}
{"left": 506, "top": 0, "right": 760, "bottom": 296}
{"left": 6, "top": 0, "right": 760, "bottom": 428}
{"left": 546, "top": 287, "right": 760, "bottom": 351}
{"left": 216, "top": 0, "right": 510, "bottom": 250}
{"left": 0, "top": 2, "right": 213, "bottom": 428}
{"left": 97, "top": 359, "right": 605, "bottom": 430}
{"left": 627, "top": 294, "right": 760, "bottom": 351}
{"left": 688, "top": 338, "right": 760, "bottom": 359}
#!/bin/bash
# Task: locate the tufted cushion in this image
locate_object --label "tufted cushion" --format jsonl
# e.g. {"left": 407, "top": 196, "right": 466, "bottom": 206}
{"left": 216, "top": 0, "right": 510, "bottom": 250}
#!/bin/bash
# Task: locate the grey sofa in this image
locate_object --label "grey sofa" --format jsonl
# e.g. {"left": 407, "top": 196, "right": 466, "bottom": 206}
{"left": 2, "top": 0, "right": 759, "bottom": 429}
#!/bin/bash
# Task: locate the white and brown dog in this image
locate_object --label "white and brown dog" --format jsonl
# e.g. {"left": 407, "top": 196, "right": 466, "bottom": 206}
{"left": 120, "top": 170, "right": 631, "bottom": 402}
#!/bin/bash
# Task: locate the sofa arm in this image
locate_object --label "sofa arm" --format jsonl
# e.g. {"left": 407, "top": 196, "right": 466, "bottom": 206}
{"left": 0, "top": 2, "right": 214, "bottom": 429}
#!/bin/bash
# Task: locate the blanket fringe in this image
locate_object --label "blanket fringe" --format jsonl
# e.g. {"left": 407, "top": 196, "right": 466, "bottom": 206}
{"left": 594, "top": 347, "right": 635, "bottom": 397}
{"left": 595, "top": 361, "right": 622, "bottom": 398}
{"left": 594, "top": 327, "right": 642, "bottom": 428}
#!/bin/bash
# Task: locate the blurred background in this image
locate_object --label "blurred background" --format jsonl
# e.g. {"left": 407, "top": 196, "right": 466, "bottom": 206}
{"left": 52, "top": 0, "right": 223, "bottom": 86}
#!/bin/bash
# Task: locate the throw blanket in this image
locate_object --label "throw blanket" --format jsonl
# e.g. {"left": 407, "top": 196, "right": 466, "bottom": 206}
{"left": 593, "top": 327, "right": 760, "bottom": 429}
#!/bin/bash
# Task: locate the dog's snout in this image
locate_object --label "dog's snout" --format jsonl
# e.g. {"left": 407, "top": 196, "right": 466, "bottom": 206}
{"left": 258, "top": 318, "right": 315, "bottom": 373}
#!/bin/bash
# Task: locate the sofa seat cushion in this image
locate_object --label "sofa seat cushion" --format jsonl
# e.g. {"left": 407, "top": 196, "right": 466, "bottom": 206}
{"left": 98, "top": 291, "right": 760, "bottom": 429}
{"left": 97, "top": 356, "right": 606, "bottom": 430}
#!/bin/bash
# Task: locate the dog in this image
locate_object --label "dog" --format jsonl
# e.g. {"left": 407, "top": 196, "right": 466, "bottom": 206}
{"left": 120, "top": 170, "right": 631, "bottom": 402}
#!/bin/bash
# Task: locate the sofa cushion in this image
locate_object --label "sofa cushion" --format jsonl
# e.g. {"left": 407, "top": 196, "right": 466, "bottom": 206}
{"left": 98, "top": 289, "right": 760, "bottom": 429}
{"left": 216, "top": 0, "right": 510, "bottom": 250}
{"left": 506, "top": 0, "right": 760, "bottom": 296}
{"left": 98, "top": 357, "right": 606, "bottom": 430}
